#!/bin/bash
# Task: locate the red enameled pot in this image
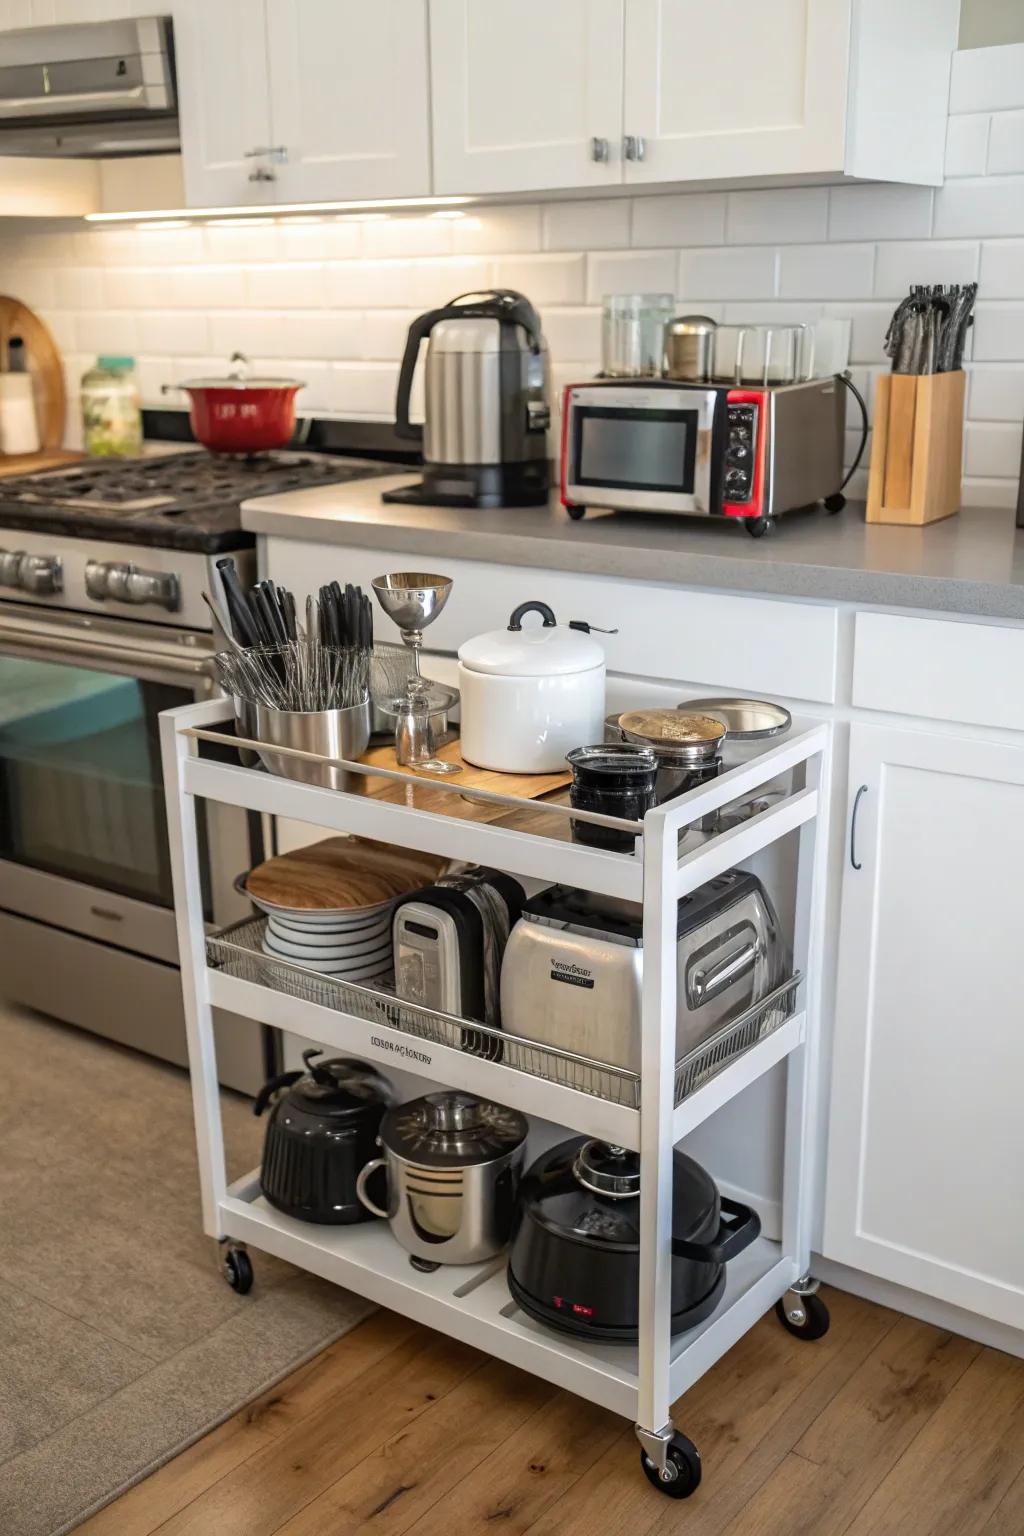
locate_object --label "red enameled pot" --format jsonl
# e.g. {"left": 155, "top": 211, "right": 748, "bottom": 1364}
{"left": 169, "top": 354, "right": 305, "bottom": 454}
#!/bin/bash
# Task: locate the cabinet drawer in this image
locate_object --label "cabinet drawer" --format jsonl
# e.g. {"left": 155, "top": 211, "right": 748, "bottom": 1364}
{"left": 266, "top": 538, "right": 840, "bottom": 704}
{"left": 853, "top": 611, "right": 1024, "bottom": 731}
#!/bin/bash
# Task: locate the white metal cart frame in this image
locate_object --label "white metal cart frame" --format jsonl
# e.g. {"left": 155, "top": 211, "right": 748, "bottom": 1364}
{"left": 161, "top": 696, "right": 830, "bottom": 1497}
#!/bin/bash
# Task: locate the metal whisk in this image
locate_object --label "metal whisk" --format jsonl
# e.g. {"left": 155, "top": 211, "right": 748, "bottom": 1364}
{"left": 214, "top": 640, "right": 370, "bottom": 713}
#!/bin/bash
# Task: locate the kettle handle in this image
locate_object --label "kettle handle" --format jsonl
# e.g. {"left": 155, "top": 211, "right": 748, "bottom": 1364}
{"left": 671, "top": 1197, "right": 761, "bottom": 1264}
{"left": 355, "top": 1157, "right": 390, "bottom": 1219}
{"left": 253, "top": 1069, "right": 303, "bottom": 1117}
{"left": 394, "top": 305, "right": 451, "bottom": 442}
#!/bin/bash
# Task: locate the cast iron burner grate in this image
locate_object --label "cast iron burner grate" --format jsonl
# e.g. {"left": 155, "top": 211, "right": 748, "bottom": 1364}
{"left": 0, "top": 451, "right": 382, "bottom": 520}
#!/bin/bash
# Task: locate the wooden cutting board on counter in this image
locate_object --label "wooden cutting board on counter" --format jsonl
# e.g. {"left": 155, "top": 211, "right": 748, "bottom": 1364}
{"left": 359, "top": 737, "right": 572, "bottom": 824}
{"left": 0, "top": 296, "right": 70, "bottom": 464}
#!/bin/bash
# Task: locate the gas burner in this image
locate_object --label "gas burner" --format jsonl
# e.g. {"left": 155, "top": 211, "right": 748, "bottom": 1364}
{"left": 0, "top": 449, "right": 395, "bottom": 552}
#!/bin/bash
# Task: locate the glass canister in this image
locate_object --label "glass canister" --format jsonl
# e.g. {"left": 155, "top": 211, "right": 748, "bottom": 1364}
{"left": 601, "top": 293, "right": 675, "bottom": 378}
{"left": 81, "top": 356, "right": 143, "bottom": 458}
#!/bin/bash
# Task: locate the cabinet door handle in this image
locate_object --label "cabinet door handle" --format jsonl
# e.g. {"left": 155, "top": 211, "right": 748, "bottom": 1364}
{"left": 850, "top": 784, "right": 868, "bottom": 870}
{"left": 591, "top": 135, "right": 610, "bottom": 163}
{"left": 623, "top": 134, "right": 646, "bottom": 162}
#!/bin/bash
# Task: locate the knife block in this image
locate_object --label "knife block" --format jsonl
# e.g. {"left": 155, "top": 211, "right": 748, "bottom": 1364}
{"left": 866, "top": 370, "right": 965, "bottom": 525}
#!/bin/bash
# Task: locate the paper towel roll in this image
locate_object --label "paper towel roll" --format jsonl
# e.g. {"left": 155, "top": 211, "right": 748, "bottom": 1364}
{"left": 0, "top": 373, "right": 40, "bottom": 455}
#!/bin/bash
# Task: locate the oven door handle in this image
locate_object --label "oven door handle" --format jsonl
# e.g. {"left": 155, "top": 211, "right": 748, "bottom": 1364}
{"left": 0, "top": 615, "right": 216, "bottom": 680}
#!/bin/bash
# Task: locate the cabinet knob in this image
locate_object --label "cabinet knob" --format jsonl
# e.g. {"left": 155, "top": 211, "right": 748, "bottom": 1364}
{"left": 623, "top": 134, "right": 646, "bottom": 163}
{"left": 590, "top": 135, "right": 610, "bottom": 163}
{"left": 248, "top": 166, "right": 276, "bottom": 183}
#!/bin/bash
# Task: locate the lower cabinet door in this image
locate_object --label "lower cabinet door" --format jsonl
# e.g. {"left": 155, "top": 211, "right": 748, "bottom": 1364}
{"left": 823, "top": 721, "right": 1024, "bottom": 1330}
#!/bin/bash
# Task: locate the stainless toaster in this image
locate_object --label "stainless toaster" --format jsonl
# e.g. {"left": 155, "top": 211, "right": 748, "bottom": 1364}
{"left": 499, "top": 871, "right": 784, "bottom": 1072}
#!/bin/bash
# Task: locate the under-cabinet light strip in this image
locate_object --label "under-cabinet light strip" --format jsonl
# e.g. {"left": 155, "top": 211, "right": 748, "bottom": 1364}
{"left": 85, "top": 195, "right": 478, "bottom": 223}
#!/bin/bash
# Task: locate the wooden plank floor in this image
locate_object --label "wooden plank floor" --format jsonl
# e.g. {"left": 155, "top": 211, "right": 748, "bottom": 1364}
{"left": 77, "top": 1286, "right": 1024, "bottom": 1536}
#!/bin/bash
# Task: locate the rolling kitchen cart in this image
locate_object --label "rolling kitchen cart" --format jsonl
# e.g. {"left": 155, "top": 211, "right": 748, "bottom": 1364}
{"left": 161, "top": 697, "right": 830, "bottom": 1498}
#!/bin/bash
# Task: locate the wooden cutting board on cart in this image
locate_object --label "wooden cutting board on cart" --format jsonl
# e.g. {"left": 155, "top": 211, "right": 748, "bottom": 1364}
{"left": 359, "top": 737, "right": 572, "bottom": 824}
{"left": 246, "top": 836, "right": 448, "bottom": 910}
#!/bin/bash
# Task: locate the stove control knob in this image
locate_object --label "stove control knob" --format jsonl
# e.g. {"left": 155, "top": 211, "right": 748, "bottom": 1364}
{"left": 18, "top": 553, "right": 63, "bottom": 596}
{"left": 85, "top": 560, "right": 181, "bottom": 613}
{"left": 0, "top": 549, "right": 26, "bottom": 590}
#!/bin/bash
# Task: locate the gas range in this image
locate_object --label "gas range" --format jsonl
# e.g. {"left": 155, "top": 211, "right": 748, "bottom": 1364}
{"left": 0, "top": 449, "right": 394, "bottom": 554}
{"left": 0, "top": 449, "right": 393, "bottom": 632}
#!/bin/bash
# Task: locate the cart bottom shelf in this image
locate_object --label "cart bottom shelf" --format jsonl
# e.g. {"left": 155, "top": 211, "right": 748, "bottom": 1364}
{"left": 220, "top": 1172, "right": 798, "bottom": 1421}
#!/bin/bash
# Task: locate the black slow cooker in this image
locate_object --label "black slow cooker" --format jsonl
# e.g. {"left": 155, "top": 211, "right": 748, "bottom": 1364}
{"left": 507, "top": 1138, "right": 759, "bottom": 1341}
{"left": 254, "top": 1049, "right": 393, "bottom": 1224}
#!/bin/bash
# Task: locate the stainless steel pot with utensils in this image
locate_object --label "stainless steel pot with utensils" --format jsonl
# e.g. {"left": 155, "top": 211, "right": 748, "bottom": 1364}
{"left": 355, "top": 1091, "right": 529, "bottom": 1269}
{"left": 252, "top": 699, "right": 371, "bottom": 791}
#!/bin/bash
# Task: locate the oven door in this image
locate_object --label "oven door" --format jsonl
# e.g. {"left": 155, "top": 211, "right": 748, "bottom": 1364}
{"left": 0, "top": 607, "right": 249, "bottom": 962}
{"left": 564, "top": 384, "right": 720, "bottom": 514}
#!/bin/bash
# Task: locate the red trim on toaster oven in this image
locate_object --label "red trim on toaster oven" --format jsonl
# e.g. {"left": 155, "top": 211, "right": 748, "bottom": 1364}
{"left": 722, "top": 388, "right": 766, "bottom": 519}
{"left": 559, "top": 384, "right": 574, "bottom": 506}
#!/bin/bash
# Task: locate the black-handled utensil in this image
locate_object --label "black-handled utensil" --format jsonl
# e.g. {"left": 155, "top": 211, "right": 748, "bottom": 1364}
{"left": 215, "top": 558, "right": 260, "bottom": 647}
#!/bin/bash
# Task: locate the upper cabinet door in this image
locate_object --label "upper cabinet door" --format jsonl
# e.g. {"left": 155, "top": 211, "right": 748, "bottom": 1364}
{"left": 172, "top": 0, "right": 277, "bottom": 209}
{"left": 266, "top": 0, "right": 431, "bottom": 202}
{"left": 622, "top": 0, "right": 851, "bottom": 183}
{"left": 429, "top": 0, "right": 624, "bottom": 195}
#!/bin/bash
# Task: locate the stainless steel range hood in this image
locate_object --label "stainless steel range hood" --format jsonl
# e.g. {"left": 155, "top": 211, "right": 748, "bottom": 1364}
{"left": 0, "top": 16, "right": 178, "bottom": 158}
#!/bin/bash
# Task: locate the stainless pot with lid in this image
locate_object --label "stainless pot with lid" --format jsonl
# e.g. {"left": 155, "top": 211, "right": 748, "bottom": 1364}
{"left": 355, "top": 1091, "right": 529, "bottom": 1269}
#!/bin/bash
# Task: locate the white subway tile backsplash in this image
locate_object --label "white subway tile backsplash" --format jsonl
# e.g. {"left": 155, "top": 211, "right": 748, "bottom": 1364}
{"left": 327, "top": 362, "right": 399, "bottom": 416}
{"left": 361, "top": 310, "right": 419, "bottom": 360}
{"left": 276, "top": 219, "right": 334, "bottom": 261}
{"left": 969, "top": 364, "right": 1024, "bottom": 421}
{"left": 950, "top": 43, "right": 1024, "bottom": 114}
{"left": 945, "top": 114, "right": 990, "bottom": 177}
{"left": 246, "top": 263, "right": 326, "bottom": 309}
{"left": 779, "top": 245, "right": 874, "bottom": 299}
{"left": 933, "top": 176, "right": 1024, "bottom": 237}
{"left": 208, "top": 312, "right": 274, "bottom": 357}
{"left": 4, "top": 266, "right": 56, "bottom": 309}
{"left": 972, "top": 304, "right": 1024, "bottom": 360}
{"left": 137, "top": 311, "right": 209, "bottom": 354}
{"left": 326, "top": 220, "right": 365, "bottom": 260}
{"left": 678, "top": 247, "right": 777, "bottom": 301}
{"left": 586, "top": 250, "right": 676, "bottom": 303}
{"left": 494, "top": 253, "right": 586, "bottom": 304}
{"left": 74, "top": 312, "right": 138, "bottom": 355}
{"left": 360, "top": 216, "right": 454, "bottom": 260}
{"left": 874, "top": 241, "right": 979, "bottom": 297}
{"left": 53, "top": 267, "right": 104, "bottom": 310}
{"left": 964, "top": 421, "right": 1024, "bottom": 477}
{"left": 987, "top": 110, "right": 1024, "bottom": 175}
{"left": 409, "top": 256, "right": 497, "bottom": 307}
{"left": 543, "top": 200, "right": 629, "bottom": 251}
{"left": 979, "top": 241, "right": 1024, "bottom": 298}
{"left": 452, "top": 206, "right": 541, "bottom": 255}
{"left": 203, "top": 222, "right": 281, "bottom": 263}
{"left": 727, "top": 188, "right": 828, "bottom": 245}
{"left": 823, "top": 303, "right": 892, "bottom": 364}
{"left": 37, "top": 310, "right": 77, "bottom": 355}
{"left": 961, "top": 477, "right": 1019, "bottom": 509}
{"left": 103, "top": 268, "right": 169, "bottom": 309}
{"left": 721, "top": 301, "right": 823, "bottom": 325}
{"left": 260, "top": 311, "right": 364, "bottom": 361}
{"left": 171, "top": 265, "right": 249, "bottom": 309}
{"left": 631, "top": 193, "right": 727, "bottom": 248}
{"left": 540, "top": 307, "right": 602, "bottom": 362}
{"left": 828, "top": 184, "right": 933, "bottom": 241}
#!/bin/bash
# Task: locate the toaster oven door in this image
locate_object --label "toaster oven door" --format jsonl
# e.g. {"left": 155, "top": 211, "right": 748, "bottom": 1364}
{"left": 565, "top": 386, "right": 719, "bottom": 513}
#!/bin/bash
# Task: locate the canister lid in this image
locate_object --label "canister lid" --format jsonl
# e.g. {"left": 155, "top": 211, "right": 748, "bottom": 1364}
{"left": 380, "top": 1092, "right": 529, "bottom": 1166}
{"left": 458, "top": 600, "right": 605, "bottom": 678}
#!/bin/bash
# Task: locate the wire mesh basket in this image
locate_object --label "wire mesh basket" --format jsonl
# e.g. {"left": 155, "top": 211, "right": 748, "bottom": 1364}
{"left": 206, "top": 918, "right": 800, "bottom": 1112}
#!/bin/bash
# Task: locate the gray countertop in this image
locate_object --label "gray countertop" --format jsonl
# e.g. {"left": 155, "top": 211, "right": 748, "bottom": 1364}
{"left": 242, "top": 473, "right": 1024, "bottom": 621}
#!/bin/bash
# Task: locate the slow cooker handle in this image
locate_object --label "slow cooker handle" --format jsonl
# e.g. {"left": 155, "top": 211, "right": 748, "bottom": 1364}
{"left": 253, "top": 1069, "right": 303, "bottom": 1117}
{"left": 508, "top": 600, "right": 557, "bottom": 631}
{"left": 671, "top": 1197, "right": 761, "bottom": 1264}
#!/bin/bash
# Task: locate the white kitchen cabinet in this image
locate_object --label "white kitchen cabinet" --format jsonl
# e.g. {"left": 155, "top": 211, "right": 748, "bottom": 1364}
{"left": 173, "top": 0, "right": 431, "bottom": 208}
{"left": 428, "top": 0, "right": 625, "bottom": 195}
{"left": 171, "top": 0, "right": 276, "bottom": 208}
{"left": 823, "top": 722, "right": 1024, "bottom": 1332}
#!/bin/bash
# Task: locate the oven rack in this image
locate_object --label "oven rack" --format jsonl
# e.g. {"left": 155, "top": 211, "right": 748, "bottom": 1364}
{"left": 207, "top": 915, "right": 801, "bottom": 1115}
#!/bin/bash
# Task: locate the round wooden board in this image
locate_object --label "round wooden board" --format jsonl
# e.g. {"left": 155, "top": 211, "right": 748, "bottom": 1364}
{"left": 0, "top": 296, "right": 66, "bottom": 451}
{"left": 246, "top": 836, "right": 448, "bottom": 912}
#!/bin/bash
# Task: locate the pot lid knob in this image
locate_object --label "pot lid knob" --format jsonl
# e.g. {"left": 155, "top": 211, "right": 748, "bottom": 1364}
{"left": 425, "top": 1091, "right": 481, "bottom": 1133}
{"left": 572, "top": 1140, "right": 641, "bottom": 1199}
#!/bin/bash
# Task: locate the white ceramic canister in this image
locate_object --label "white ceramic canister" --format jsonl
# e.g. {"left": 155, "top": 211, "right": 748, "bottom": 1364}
{"left": 457, "top": 600, "right": 608, "bottom": 773}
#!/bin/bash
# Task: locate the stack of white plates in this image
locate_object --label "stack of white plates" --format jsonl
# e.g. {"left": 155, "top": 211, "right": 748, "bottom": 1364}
{"left": 258, "top": 901, "right": 395, "bottom": 981}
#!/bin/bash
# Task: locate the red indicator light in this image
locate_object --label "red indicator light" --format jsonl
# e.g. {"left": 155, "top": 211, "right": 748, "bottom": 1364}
{"left": 552, "top": 1295, "right": 563, "bottom": 1309}
{"left": 572, "top": 1303, "right": 595, "bottom": 1317}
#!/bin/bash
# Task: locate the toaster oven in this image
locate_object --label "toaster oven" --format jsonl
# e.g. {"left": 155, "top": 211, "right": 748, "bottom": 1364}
{"left": 560, "top": 376, "right": 847, "bottom": 536}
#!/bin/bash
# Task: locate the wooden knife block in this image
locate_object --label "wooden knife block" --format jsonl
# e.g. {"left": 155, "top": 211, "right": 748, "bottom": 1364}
{"left": 866, "top": 370, "right": 965, "bottom": 526}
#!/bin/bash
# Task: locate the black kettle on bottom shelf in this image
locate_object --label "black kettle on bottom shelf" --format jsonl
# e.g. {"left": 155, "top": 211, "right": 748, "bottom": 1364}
{"left": 254, "top": 1049, "right": 394, "bottom": 1225}
{"left": 507, "top": 1138, "right": 760, "bottom": 1342}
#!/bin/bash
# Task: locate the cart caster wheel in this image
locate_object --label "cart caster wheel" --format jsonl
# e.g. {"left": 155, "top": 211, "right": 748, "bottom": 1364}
{"left": 223, "top": 1247, "right": 253, "bottom": 1294}
{"left": 409, "top": 1255, "right": 441, "bottom": 1274}
{"left": 565, "top": 503, "right": 586, "bottom": 521}
{"left": 744, "top": 516, "right": 773, "bottom": 538}
{"left": 823, "top": 492, "right": 846, "bottom": 513}
{"left": 776, "top": 1292, "right": 829, "bottom": 1340}
{"left": 640, "top": 1434, "right": 702, "bottom": 1499}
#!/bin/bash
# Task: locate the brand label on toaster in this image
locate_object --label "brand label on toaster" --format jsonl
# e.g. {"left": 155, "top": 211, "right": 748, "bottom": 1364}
{"left": 550, "top": 959, "right": 595, "bottom": 989}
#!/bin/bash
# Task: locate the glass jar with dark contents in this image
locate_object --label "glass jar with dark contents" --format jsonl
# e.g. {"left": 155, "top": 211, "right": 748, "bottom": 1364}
{"left": 566, "top": 744, "right": 659, "bottom": 852}
{"left": 614, "top": 709, "right": 727, "bottom": 827}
